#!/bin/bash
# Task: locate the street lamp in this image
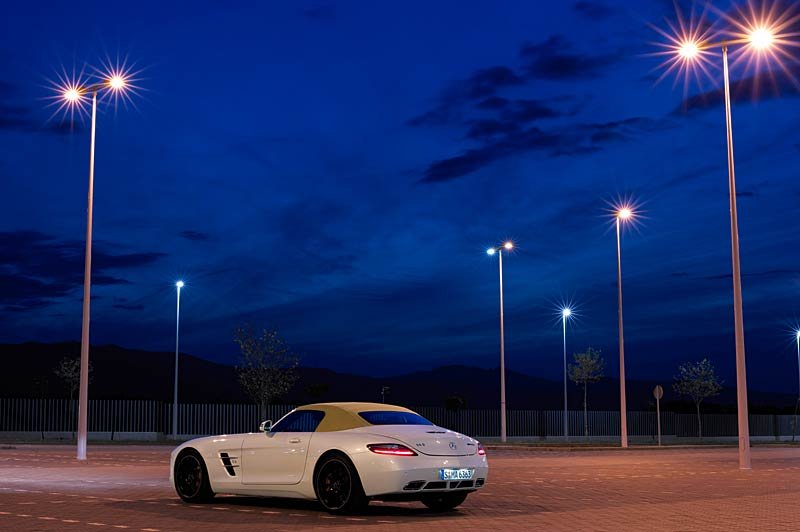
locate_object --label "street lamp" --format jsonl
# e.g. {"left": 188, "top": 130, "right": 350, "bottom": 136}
{"left": 614, "top": 205, "right": 634, "bottom": 448}
{"left": 561, "top": 307, "right": 573, "bottom": 440}
{"left": 53, "top": 68, "right": 133, "bottom": 461}
{"left": 653, "top": 10, "right": 797, "bottom": 469}
{"left": 487, "top": 240, "right": 513, "bottom": 442}
{"left": 173, "top": 280, "right": 185, "bottom": 440}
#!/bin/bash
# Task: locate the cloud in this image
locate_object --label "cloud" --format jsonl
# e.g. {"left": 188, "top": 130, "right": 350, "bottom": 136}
{"left": 464, "top": 119, "right": 522, "bottom": 140}
{"left": 407, "top": 66, "right": 525, "bottom": 127}
{"left": 520, "top": 35, "right": 621, "bottom": 80}
{"left": 574, "top": 1, "right": 617, "bottom": 19}
{"left": 422, "top": 127, "right": 575, "bottom": 183}
{"left": 503, "top": 99, "right": 565, "bottom": 123}
{"left": 421, "top": 116, "right": 662, "bottom": 183}
{"left": 474, "top": 96, "right": 509, "bottom": 110}
{"left": 457, "top": 66, "right": 525, "bottom": 100}
{"left": 179, "top": 230, "right": 211, "bottom": 241}
{"left": 675, "top": 72, "right": 800, "bottom": 114}
{"left": 409, "top": 36, "right": 655, "bottom": 183}
{"left": 0, "top": 231, "right": 165, "bottom": 311}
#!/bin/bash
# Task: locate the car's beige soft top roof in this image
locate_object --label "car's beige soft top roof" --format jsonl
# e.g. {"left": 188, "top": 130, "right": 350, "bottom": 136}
{"left": 296, "top": 402, "right": 413, "bottom": 432}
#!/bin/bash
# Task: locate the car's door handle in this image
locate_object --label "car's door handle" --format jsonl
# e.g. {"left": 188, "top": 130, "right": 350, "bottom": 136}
{"left": 289, "top": 438, "right": 301, "bottom": 444}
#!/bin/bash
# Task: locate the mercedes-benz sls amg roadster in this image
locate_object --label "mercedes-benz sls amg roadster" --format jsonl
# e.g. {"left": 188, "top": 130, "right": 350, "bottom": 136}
{"left": 170, "top": 402, "right": 488, "bottom": 513}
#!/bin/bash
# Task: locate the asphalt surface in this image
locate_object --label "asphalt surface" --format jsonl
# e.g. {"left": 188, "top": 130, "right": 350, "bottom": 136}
{"left": 1, "top": 444, "right": 799, "bottom": 531}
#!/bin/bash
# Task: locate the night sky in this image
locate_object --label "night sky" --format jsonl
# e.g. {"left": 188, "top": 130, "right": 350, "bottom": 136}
{"left": 1, "top": 1, "right": 799, "bottom": 393}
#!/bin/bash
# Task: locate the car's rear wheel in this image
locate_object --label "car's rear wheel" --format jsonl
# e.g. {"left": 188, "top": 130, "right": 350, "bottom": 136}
{"left": 174, "top": 449, "right": 214, "bottom": 503}
{"left": 314, "top": 453, "right": 367, "bottom": 514}
{"left": 421, "top": 491, "right": 469, "bottom": 512}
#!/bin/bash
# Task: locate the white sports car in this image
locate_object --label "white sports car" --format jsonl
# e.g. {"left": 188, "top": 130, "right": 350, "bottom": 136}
{"left": 170, "top": 402, "right": 488, "bottom": 513}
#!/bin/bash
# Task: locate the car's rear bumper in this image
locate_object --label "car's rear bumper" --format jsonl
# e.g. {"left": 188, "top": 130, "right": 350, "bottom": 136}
{"left": 350, "top": 452, "right": 488, "bottom": 497}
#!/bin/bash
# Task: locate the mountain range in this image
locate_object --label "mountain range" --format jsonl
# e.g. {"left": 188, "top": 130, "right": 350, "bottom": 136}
{"left": 1, "top": 342, "right": 796, "bottom": 412}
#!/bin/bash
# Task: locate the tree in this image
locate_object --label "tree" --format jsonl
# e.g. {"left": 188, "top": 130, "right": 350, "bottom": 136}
{"left": 568, "top": 347, "right": 605, "bottom": 439}
{"left": 53, "top": 356, "right": 92, "bottom": 439}
{"left": 673, "top": 358, "right": 723, "bottom": 439}
{"left": 234, "top": 326, "right": 299, "bottom": 420}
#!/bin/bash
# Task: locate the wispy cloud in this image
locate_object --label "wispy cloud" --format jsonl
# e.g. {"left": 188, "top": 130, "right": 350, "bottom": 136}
{"left": 0, "top": 231, "right": 165, "bottom": 311}
{"left": 520, "top": 35, "right": 622, "bottom": 80}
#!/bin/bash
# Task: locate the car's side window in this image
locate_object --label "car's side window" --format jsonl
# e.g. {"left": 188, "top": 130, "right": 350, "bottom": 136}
{"left": 270, "top": 410, "right": 325, "bottom": 433}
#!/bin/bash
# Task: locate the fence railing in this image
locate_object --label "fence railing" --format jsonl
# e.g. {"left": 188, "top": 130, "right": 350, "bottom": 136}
{"left": 1, "top": 398, "right": 797, "bottom": 439}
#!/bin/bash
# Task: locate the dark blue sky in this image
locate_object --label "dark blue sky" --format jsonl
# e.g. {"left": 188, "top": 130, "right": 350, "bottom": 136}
{"left": 1, "top": 1, "right": 799, "bottom": 393}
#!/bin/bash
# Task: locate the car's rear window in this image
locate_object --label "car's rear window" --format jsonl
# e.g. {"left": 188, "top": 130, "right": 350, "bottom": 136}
{"left": 358, "top": 411, "right": 433, "bottom": 425}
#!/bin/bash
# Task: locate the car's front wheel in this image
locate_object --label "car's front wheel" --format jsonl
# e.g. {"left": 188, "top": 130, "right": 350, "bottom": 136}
{"left": 174, "top": 449, "right": 214, "bottom": 503}
{"left": 314, "top": 453, "right": 367, "bottom": 514}
{"left": 421, "top": 491, "right": 469, "bottom": 511}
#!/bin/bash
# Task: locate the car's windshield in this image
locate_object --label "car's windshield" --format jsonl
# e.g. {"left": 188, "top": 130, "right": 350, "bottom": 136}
{"left": 358, "top": 411, "right": 433, "bottom": 425}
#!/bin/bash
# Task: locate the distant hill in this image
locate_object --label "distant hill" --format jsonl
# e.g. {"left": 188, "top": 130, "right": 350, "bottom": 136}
{"left": 1, "top": 342, "right": 796, "bottom": 412}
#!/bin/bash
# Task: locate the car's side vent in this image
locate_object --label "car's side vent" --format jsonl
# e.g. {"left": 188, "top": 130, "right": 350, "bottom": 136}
{"left": 219, "top": 452, "right": 239, "bottom": 477}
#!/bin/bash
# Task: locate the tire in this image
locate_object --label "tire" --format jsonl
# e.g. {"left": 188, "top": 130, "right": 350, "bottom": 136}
{"left": 314, "top": 453, "right": 368, "bottom": 514}
{"left": 174, "top": 449, "right": 215, "bottom": 503}
{"left": 421, "top": 491, "right": 469, "bottom": 512}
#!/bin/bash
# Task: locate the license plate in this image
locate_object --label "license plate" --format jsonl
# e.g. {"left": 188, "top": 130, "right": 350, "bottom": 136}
{"left": 439, "top": 468, "right": 474, "bottom": 481}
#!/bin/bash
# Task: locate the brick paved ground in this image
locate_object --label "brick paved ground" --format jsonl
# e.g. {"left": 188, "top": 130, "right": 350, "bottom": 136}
{"left": 1, "top": 444, "right": 799, "bottom": 531}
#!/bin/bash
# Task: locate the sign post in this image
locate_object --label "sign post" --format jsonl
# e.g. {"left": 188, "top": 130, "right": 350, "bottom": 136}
{"left": 653, "top": 385, "right": 664, "bottom": 446}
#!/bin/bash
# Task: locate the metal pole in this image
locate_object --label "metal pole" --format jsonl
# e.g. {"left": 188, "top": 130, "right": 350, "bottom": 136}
{"left": 498, "top": 250, "right": 507, "bottom": 443}
{"left": 722, "top": 46, "right": 751, "bottom": 470}
{"left": 656, "top": 395, "right": 662, "bottom": 447}
{"left": 172, "top": 285, "right": 181, "bottom": 439}
{"left": 793, "top": 334, "right": 799, "bottom": 443}
{"left": 76, "top": 91, "right": 97, "bottom": 461}
{"left": 563, "top": 314, "right": 568, "bottom": 441}
{"left": 616, "top": 217, "right": 628, "bottom": 448}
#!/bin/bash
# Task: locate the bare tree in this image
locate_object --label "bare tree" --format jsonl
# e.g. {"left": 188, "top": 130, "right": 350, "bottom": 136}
{"left": 234, "top": 326, "right": 299, "bottom": 420}
{"left": 568, "top": 347, "right": 605, "bottom": 439}
{"left": 53, "top": 356, "right": 92, "bottom": 439}
{"left": 673, "top": 358, "right": 723, "bottom": 439}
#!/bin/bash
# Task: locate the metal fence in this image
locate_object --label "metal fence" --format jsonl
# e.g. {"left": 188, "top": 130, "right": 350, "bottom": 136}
{"left": 0, "top": 398, "right": 797, "bottom": 439}
{"left": 0, "top": 398, "right": 293, "bottom": 436}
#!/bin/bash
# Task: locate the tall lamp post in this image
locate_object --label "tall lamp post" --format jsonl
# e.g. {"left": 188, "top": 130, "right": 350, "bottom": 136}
{"left": 173, "top": 280, "right": 185, "bottom": 440}
{"left": 487, "top": 241, "right": 513, "bottom": 443}
{"left": 656, "top": 15, "right": 794, "bottom": 469}
{"left": 57, "top": 72, "right": 131, "bottom": 461}
{"left": 561, "top": 307, "right": 573, "bottom": 440}
{"left": 794, "top": 330, "right": 800, "bottom": 442}
{"left": 614, "top": 206, "right": 633, "bottom": 448}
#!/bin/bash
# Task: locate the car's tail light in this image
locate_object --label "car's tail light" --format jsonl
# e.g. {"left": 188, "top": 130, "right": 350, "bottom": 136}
{"left": 477, "top": 443, "right": 486, "bottom": 456}
{"left": 367, "top": 443, "right": 417, "bottom": 456}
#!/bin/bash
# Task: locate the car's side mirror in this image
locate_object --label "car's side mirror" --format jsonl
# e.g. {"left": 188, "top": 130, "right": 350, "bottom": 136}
{"left": 259, "top": 420, "right": 272, "bottom": 433}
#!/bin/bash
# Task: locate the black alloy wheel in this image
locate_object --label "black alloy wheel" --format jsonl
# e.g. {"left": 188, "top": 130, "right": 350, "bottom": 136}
{"left": 315, "top": 454, "right": 367, "bottom": 514}
{"left": 174, "top": 450, "right": 214, "bottom": 503}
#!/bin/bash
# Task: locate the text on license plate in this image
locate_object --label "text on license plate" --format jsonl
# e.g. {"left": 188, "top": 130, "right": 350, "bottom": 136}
{"left": 439, "top": 468, "right": 474, "bottom": 481}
